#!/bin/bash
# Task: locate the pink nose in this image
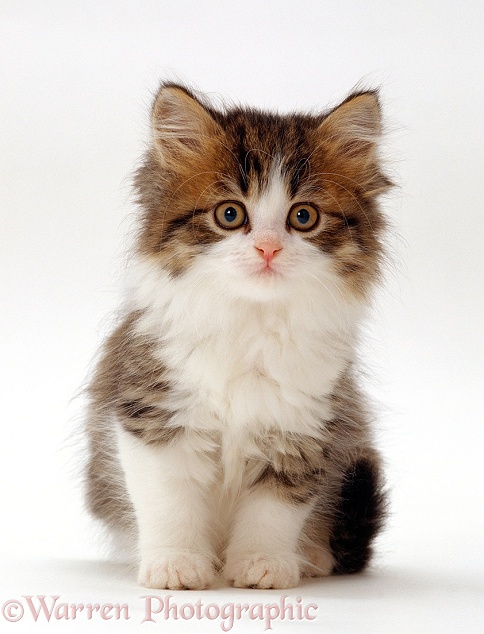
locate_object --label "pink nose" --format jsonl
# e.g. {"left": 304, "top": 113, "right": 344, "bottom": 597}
{"left": 255, "top": 240, "right": 283, "bottom": 264}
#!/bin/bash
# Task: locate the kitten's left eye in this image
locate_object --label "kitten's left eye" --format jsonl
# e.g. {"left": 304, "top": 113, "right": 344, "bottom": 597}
{"left": 214, "top": 201, "right": 247, "bottom": 230}
{"left": 287, "top": 203, "right": 320, "bottom": 232}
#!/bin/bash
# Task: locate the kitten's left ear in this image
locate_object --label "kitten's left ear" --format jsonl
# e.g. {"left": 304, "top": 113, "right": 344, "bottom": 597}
{"left": 318, "top": 91, "right": 382, "bottom": 143}
{"left": 316, "top": 91, "right": 390, "bottom": 195}
{"left": 151, "top": 83, "right": 223, "bottom": 168}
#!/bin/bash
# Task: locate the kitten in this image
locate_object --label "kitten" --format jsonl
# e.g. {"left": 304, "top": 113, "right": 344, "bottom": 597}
{"left": 84, "top": 83, "right": 391, "bottom": 590}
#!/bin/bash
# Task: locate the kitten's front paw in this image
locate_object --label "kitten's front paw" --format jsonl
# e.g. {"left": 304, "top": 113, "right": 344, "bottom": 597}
{"left": 224, "top": 553, "right": 300, "bottom": 589}
{"left": 139, "top": 552, "right": 215, "bottom": 590}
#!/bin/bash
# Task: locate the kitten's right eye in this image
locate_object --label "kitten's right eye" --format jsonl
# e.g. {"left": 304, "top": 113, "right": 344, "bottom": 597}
{"left": 214, "top": 202, "right": 247, "bottom": 230}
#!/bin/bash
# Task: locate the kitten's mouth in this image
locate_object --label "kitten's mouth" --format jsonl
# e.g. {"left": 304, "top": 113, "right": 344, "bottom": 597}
{"left": 255, "top": 263, "right": 281, "bottom": 278}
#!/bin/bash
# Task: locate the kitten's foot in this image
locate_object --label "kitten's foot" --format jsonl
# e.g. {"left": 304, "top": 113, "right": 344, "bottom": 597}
{"left": 301, "top": 545, "right": 335, "bottom": 577}
{"left": 224, "top": 553, "right": 300, "bottom": 589}
{"left": 138, "top": 552, "right": 215, "bottom": 589}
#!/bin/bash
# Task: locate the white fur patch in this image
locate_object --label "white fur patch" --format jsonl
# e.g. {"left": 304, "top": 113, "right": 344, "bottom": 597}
{"left": 224, "top": 488, "right": 314, "bottom": 588}
{"left": 116, "top": 425, "right": 218, "bottom": 588}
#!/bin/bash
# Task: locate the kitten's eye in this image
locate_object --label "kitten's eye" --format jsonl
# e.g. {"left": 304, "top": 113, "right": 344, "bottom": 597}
{"left": 287, "top": 203, "right": 320, "bottom": 232}
{"left": 214, "top": 201, "right": 247, "bottom": 230}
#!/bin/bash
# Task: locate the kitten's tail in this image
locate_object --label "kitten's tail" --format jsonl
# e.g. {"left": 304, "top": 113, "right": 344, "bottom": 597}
{"left": 330, "top": 457, "right": 387, "bottom": 574}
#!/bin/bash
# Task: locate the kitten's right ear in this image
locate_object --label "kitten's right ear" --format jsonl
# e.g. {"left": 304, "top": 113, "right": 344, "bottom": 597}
{"left": 151, "top": 83, "right": 221, "bottom": 167}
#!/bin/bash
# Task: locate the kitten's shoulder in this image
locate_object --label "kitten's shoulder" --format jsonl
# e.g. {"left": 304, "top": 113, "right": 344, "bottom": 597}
{"left": 88, "top": 310, "right": 165, "bottom": 407}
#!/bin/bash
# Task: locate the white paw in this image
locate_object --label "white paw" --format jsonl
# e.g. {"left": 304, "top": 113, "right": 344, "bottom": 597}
{"left": 138, "top": 552, "right": 215, "bottom": 589}
{"left": 224, "top": 553, "right": 300, "bottom": 589}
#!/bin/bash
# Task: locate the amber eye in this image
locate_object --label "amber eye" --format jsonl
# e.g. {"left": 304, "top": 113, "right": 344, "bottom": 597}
{"left": 214, "top": 201, "right": 247, "bottom": 230}
{"left": 287, "top": 203, "right": 319, "bottom": 232}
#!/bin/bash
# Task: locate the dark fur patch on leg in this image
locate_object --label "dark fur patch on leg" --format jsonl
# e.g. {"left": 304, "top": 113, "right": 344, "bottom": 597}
{"left": 330, "top": 458, "right": 386, "bottom": 574}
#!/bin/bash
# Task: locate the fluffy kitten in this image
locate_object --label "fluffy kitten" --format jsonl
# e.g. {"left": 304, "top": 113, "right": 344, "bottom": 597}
{"left": 84, "top": 83, "right": 391, "bottom": 590}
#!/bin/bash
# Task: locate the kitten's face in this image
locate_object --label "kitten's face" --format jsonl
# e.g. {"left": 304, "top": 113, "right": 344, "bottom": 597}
{"left": 135, "top": 84, "right": 390, "bottom": 302}
{"left": 189, "top": 169, "right": 340, "bottom": 302}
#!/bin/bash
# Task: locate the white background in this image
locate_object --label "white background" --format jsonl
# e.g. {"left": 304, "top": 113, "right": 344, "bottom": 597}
{"left": 1, "top": 1, "right": 482, "bottom": 632}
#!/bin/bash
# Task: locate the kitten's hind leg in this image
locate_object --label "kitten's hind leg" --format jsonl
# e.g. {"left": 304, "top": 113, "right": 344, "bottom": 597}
{"left": 300, "top": 524, "right": 335, "bottom": 578}
{"left": 329, "top": 456, "right": 386, "bottom": 574}
{"left": 301, "top": 544, "right": 335, "bottom": 577}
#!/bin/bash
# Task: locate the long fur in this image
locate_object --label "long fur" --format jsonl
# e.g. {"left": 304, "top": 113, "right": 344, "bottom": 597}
{"left": 84, "top": 83, "right": 391, "bottom": 589}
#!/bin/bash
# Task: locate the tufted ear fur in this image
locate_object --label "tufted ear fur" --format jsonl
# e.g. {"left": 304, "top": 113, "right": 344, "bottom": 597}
{"left": 319, "top": 91, "right": 382, "bottom": 141}
{"left": 151, "top": 83, "right": 223, "bottom": 168}
{"left": 316, "top": 91, "right": 390, "bottom": 196}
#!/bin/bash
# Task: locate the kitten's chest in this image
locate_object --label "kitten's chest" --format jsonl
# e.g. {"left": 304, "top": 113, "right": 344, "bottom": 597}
{"left": 156, "top": 304, "right": 352, "bottom": 432}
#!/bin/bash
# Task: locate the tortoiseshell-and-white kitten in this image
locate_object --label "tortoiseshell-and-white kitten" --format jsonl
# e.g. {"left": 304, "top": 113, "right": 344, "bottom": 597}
{"left": 85, "top": 83, "right": 390, "bottom": 589}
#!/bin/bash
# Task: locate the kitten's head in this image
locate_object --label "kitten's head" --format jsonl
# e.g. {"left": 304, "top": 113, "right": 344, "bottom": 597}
{"left": 135, "top": 83, "right": 391, "bottom": 303}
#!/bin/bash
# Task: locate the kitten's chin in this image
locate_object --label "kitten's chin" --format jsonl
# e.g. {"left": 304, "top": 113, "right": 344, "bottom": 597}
{"left": 227, "top": 270, "right": 292, "bottom": 302}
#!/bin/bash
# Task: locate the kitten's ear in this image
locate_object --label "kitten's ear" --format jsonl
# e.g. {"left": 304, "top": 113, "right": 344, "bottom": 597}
{"left": 316, "top": 91, "right": 390, "bottom": 195}
{"left": 151, "top": 83, "right": 221, "bottom": 167}
{"left": 318, "top": 91, "right": 382, "bottom": 144}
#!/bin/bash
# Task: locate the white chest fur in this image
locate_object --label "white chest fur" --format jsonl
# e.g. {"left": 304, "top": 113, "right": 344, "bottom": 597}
{"left": 130, "top": 257, "right": 362, "bottom": 440}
